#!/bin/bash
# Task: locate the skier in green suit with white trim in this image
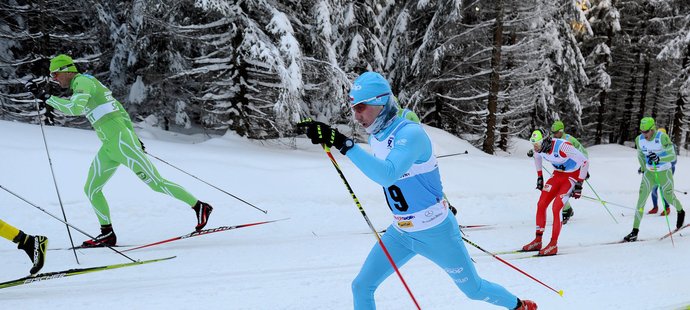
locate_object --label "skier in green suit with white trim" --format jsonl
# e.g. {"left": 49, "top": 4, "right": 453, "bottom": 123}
{"left": 25, "top": 54, "right": 213, "bottom": 247}
{"left": 623, "top": 117, "right": 685, "bottom": 241}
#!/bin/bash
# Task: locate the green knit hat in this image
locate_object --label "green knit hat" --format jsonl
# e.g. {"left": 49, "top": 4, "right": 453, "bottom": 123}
{"left": 551, "top": 120, "right": 564, "bottom": 133}
{"left": 640, "top": 117, "right": 655, "bottom": 131}
{"left": 49, "top": 54, "right": 78, "bottom": 73}
{"left": 530, "top": 129, "right": 546, "bottom": 144}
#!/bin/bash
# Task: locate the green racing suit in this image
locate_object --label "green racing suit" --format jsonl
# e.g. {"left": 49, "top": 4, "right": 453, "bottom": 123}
{"left": 46, "top": 73, "right": 198, "bottom": 225}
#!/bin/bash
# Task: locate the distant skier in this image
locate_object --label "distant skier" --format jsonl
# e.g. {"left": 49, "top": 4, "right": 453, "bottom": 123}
{"left": 522, "top": 129, "right": 589, "bottom": 256}
{"left": 549, "top": 120, "right": 588, "bottom": 224}
{"left": 624, "top": 118, "right": 685, "bottom": 242}
{"left": 645, "top": 127, "right": 677, "bottom": 216}
{"left": 1, "top": 219, "right": 47, "bottom": 274}
{"left": 297, "top": 72, "right": 537, "bottom": 310}
{"left": 24, "top": 54, "right": 213, "bottom": 247}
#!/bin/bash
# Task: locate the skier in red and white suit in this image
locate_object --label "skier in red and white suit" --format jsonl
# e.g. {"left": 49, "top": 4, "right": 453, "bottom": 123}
{"left": 522, "top": 129, "right": 589, "bottom": 256}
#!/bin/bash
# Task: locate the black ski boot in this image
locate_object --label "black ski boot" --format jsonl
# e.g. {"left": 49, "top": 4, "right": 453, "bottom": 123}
{"left": 193, "top": 201, "right": 213, "bottom": 231}
{"left": 562, "top": 207, "right": 574, "bottom": 224}
{"left": 677, "top": 210, "right": 685, "bottom": 229}
{"left": 623, "top": 228, "right": 639, "bottom": 242}
{"left": 14, "top": 231, "right": 48, "bottom": 275}
{"left": 82, "top": 225, "right": 117, "bottom": 247}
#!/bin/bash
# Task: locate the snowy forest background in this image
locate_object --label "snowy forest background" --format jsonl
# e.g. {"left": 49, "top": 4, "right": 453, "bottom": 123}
{"left": 0, "top": 0, "right": 689, "bottom": 154}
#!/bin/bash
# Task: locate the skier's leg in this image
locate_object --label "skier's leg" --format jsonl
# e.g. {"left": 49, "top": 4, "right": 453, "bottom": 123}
{"left": 114, "top": 129, "right": 198, "bottom": 206}
{"left": 352, "top": 226, "right": 415, "bottom": 310}
{"left": 537, "top": 177, "right": 560, "bottom": 231}
{"left": 633, "top": 172, "right": 655, "bottom": 229}
{"left": 651, "top": 184, "right": 660, "bottom": 209}
{"left": 0, "top": 219, "right": 20, "bottom": 242}
{"left": 657, "top": 169, "right": 683, "bottom": 212}
{"left": 549, "top": 176, "right": 573, "bottom": 243}
{"left": 84, "top": 146, "right": 120, "bottom": 226}
{"left": 416, "top": 215, "right": 520, "bottom": 309}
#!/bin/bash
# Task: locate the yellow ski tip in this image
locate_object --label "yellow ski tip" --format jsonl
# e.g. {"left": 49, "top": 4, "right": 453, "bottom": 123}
{"left": 558, "top": 290, "right": 565, "bottom": 297}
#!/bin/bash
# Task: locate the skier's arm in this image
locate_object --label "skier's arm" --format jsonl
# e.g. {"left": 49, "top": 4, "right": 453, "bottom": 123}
{"left": 562, "top": 143, "right": 589, "bottom": 180}
{"left": 346, "top": 125, "right": 430, "bottom": 187}
{"left": 533, "top": 153, "right": 543, "bottom": 177}
{"left": 659, "top": 133, "right": 677, "bottom": 163}
{"left": 45, "top": 78, "right": 93, "bottom": 116}
{"left": 636, "top": 137, "right": 647, "bottom": 171}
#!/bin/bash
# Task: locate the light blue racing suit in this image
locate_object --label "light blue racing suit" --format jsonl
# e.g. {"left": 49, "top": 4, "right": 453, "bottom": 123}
{"left": 346, "top": 117, "right": 519, "bottom": 309}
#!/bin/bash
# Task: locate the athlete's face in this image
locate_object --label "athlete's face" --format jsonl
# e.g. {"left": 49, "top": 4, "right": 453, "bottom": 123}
{"left": 51, "top": 72, "right": 75, "bottom": 88}
{"left": 642, "top": 128, "right": 656, "bottom": 141}
{"left": 352, "top": 104, "right": 383, "bottom": 129}
{"left": 552, "top": 130, "right": 564, "bottom": 139}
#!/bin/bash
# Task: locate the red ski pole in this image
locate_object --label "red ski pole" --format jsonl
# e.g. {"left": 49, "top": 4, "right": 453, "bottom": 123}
{"left": 462, "top": 237, "right": 564, "bottom": 296}
{"left": 322, "top": 146, "right": 421, "bottom": 310}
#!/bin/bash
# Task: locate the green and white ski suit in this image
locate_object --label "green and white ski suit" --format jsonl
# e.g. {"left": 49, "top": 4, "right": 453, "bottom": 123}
{"left": 632, "top": 130, "right": 683, "bottom": 229}
{"left": 46, "top": 74, "right": 198, "bottom": 225}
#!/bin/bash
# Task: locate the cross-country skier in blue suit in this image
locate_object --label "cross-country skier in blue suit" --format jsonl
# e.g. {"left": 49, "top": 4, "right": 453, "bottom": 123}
{"left": 297, "top": 72, "right": 537, "bottom": 310}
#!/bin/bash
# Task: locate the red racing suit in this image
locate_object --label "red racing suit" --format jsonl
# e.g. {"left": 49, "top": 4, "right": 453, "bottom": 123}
{"left": 533, "top": 138, "right": 589, "bottom": 243}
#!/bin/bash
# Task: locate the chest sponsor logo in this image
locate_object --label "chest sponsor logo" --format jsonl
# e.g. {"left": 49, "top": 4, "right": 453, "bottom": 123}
{"left": 387, "top": 137, "right": 394, "bottom": 149}
{"left": 397, "top": 221, "right": 414, "bottom": 228}
{"left": 394, "top": 215, "right": 415, "bottom": 221}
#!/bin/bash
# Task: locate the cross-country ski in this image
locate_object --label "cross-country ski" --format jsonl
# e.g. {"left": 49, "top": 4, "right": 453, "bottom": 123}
{"left": 0, "top": 256, "right": 175, "bottom": 289}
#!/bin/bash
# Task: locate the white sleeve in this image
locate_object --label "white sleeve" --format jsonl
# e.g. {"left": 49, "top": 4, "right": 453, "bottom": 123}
{"left": 533, "top": 154, "right": 543, "bottom": 175}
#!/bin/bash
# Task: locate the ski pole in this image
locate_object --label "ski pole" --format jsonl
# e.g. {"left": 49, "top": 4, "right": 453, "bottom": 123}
{"left": 0, "top": 184, "right": 138, "bottom": 262}
{"left": 675, "top": 189, "right": 688, "bottom": 195}
{"left": 461, "top": 237, "right": 564, "bottom": 296}
{"left": 146, "top": 152, "right": 268, "bottom": 214}
{"left": 584, "top": 180, "right": 618, "bottom": 223}
{"left": 580, "top": 195, "right": 635, "bottom": 210}
{"left": 541, "top": 164, "right": 623, "bottom": 219}
{"left": 30, "top": 91, "right": 80, "bottom": 264}
{"left": 322, "top": 146, "right": 421, "bottom": 310}
{"left": 436, "top": 150, "right": 468, "bottom": 159}
{"left": 652, "top": 163, "right": 675, "bottom": 247}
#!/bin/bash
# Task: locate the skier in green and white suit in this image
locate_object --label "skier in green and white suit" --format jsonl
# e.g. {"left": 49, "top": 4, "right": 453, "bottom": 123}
{"left": 550, "top": 120, "right": 588, "bottom": 224}
{"left": 29, "top": 54, "right": 213, "bottom": 247}
{"left": 623, "top": 117, "right": 685, "bottom": 242}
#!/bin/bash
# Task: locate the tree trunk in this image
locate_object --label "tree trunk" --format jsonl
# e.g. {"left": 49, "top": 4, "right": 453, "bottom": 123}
{"left": 595, "top": 90, "right": 606, "bottom": 144}
{"left": 482, "top": 0, "right": 503, "bottom": 154}
{"left": 595, "top": 24, "right": 614, "bottom": 145}
{"left": 638, "top": 57, "right": 650, "bottom": 120}
{"left": 671, "top": 43, "right": 690, "bottom": 148}
{"left": 618, "top": 59, "right": 637, "bottom": 144}
{"left": 651, "top": 74, "right": 661, "bottom": 117}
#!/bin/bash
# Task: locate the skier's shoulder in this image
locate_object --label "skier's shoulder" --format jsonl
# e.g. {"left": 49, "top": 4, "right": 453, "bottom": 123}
{"left": 398, "top": 108, "right": 420, "bottom": 123}
{"left": 72, "top": 73, "right": 98, "bottom": 92}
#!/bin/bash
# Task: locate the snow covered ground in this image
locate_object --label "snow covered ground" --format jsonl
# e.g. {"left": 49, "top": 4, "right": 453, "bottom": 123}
{"left": 1, "top": 119, "right": 689, "bottom": 309}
